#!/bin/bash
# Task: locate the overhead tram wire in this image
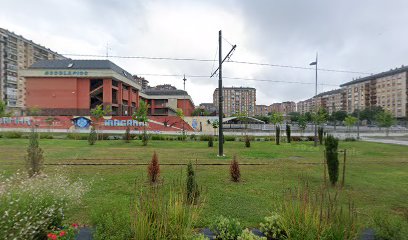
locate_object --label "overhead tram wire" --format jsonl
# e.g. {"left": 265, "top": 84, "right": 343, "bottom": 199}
{"left": 135, "top": 73, "right": 339, "bottom": 86}
{"left": 61, "top": 53, "right": 373, "bottom": 75}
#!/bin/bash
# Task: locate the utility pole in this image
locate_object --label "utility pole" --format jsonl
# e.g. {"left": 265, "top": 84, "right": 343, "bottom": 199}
{"left": 183, "top": 75, "right": 186, "bottom": 137}
{"left": 310, "top": 53, "right": 318, "bottom": 147}
{"left": 211, "top": 30, "right": 236, "bottom": 157}
{"left": 218, "top": 31, "right": 223, "bottom": 156}
{"left": 357, "top": 85, "right": 360, "bottom": 139}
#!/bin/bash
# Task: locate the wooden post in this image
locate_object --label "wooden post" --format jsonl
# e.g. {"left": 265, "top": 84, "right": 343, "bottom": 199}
{"left": 342, "top": 149, "right": 347, "bottom": 188}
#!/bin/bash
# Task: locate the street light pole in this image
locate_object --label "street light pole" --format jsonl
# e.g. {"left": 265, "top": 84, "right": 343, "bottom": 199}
{"left": 310, "top": 53, "right": 318, "bottom": 147}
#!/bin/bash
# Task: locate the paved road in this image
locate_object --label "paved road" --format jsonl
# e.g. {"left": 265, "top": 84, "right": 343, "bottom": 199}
{"left": 361, "top": 137, "right": 408, "bottom": 146}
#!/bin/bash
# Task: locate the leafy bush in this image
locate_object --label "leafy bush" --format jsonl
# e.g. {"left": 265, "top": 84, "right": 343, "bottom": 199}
{"left": 210, "top": 215, "right": 243, "bottom": 240}
{"left": 224, "top": 135, "right": 236, "bottom": 141}
{"left": 200, "top": 135, "right": 212, "bottom": 141}
{"left": 132, "top": 181, "right": 202, "bottom": 239}
{"left": 325, "top": 135, "right": 339, "bottom": 186}
{"left": 3, "top": 131, "right": 22, "bottom": 139}
{"left": 26, "top": 127, "right": 44, "bottom": 177}
{"left": 190, "top": 134, "right": 197, "bottom": 141}
{"left": 372, "top": 213, "right": 408, "bottom": 240}
{"left": 230, "top": 155, "right": 241, "bottom": 182}
{"left": 148, "top": 152, "right": 160, "bottom": 184}
{"left": 208, "top": 136, "right": 214, "bottom": 147}
{"left": 46, "top": 224, "right": 79, "bottom": 240}
{"left": 344, "top": 137, "right": 357, "bottom": 142}
{"left": 259, "top": 213, "right": 286, "bottom": 239}
{"left": 186, "top": 162, "right": 200, "bottom": 204}
{"left": 88, "top": 126, "right": 97, "bottom": 145}
{"left": 39, "top": 133, "right": 53, "bottom": 139}
{"left": 238, "top": 229, "right": 266, "bottom": 240}
{"left": 244, "top": 135, "right": 251, "bottom": 148}
{"left": 0, "top": 171, "right": 87, "bottom": 240}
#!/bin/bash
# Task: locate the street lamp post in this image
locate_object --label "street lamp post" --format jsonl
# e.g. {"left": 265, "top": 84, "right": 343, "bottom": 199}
{"left": 310, "top": 53, "right": 318, "bottom": 147}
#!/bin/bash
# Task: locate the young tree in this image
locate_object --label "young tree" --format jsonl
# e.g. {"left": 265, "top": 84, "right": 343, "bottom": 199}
{"left": 148, "top": 152, "right": 160, "bottom": 184}
{"left": 0, "top": 100, "right": 11, "bottom": 117}
{"left": 88, "top": 126, "right": 97, "bottom": 145}
{"left": 45, "top": 116, "right": 57, "bottom": 132}
{"left": 344, "top": 115, "right": 358, "bottom": 138}
{"left": 26, "top": 106, "right": 42, "bottom": 116}
{"left": 211, "top": 120, "right": 219, "bottom": 136}
{"left": 90, "top": 104, "right": 111, "bottom": 140}
{"left": 312, "top": 108, "right": 328, "bottom": 144}
{"left": 208, "top": 135, "right": 214, "bottom": 147}
{"left": 186, "top": 161, "right": 200, "bottom": 204}
{"left": 286, "top": 124, "right": 291, "bottom": 143}
{"left": 376, "top": 111, "right": 395, "bottom": 136}
{"left": 297, "top": 115, "right": 308, "bottom": 137}
{"left": 270, "top": 112, "right": 284, "bottom": 145}
{"left": 133, "top": 101, "right": 149, "bottom": 146}
{"left": 244, "top": 135, "right": 251, "bottom": 148}
{"left": 26, "top": 126, "right": 44, "bottom": 177}
{"left": 332, "top": 111, "right": 348, "bottom": 130}
{"left": 325, "top": 135, "right": 339, "bottom": 186}
{"left": 123, "top": 126, "right": 131, "bottom": 143}
{"left": 230, "top": 155, "right": 241, "bottom": 182}
{"left": 176, "top": 108, "right": 186, "bottom": 140}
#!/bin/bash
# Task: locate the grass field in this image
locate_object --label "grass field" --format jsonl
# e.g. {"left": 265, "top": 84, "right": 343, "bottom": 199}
{"left": 0, "top": 137, "right": 407, "bottom": 228}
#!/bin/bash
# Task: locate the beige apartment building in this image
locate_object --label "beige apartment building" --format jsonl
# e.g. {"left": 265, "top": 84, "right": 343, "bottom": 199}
{"left": 213, "top": 87, "right": 256, "bottom": 116}
{"left": 254, "top": 104, "right": 269, "bottom": 116}
{"left": 270, "top": 101, "right": 296, "bottom": 115}
{"left": 340, "top": 65, "right": 408, "bottom": 118}
{"left": 0, "top": 28, "right": 65, "bottom": 114}
{"left": 314, "top": 89, "right": 346, "bottom": 114}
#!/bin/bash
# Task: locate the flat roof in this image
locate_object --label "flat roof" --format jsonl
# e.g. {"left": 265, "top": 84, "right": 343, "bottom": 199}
{"left": 340, "top": 65, "right": 408, "bottom": 87}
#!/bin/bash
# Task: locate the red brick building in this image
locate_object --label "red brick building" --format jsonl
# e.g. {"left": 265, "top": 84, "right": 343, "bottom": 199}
{"left": 21, "top": 60, "right": 194, "bottom": 116}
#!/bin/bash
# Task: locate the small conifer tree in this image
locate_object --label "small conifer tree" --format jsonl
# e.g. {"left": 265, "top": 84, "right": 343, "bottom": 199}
{"left": 286, "top": 124, "right": 291, "bottom": 143}
{"left": 208, "top": 135, "right": 214, "bottom": 147}
{"left": 26, "top": 126, "right": 44, "bottom": 177}
{"left": 148, "top": 152, "right": 160, "bottom": 184}
{"left": 244, "top": 135, "right": 251, "bottom": 148}
{"left": 325, "top": 135, "right": 339, "bottom": 186}
{"left": 88, "top": 126, "right": 97, "bottom": 145}
{"left": 230, "top": 155, "right": 241, "bottom": 182}
{"left": 186, "top": 161, "right": 200, "bottom": 204}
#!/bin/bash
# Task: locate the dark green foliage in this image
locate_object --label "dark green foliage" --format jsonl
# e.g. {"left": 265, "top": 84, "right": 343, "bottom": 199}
{"left": 224, "top": 135, "right": 236, "bottom": 141}
{"left": 186, "top": 162, "right": 200, "bottom": 204}
{"left": 286, "top": 125, "right": 291, "bottom": 143}
{"left": 275, "top": 126, "right": 280, "bottom": 145}
{"left": 208, "top": 136, "right": 214, "bottom": 147}
{"left": 325, "top": 135, "right": 339, "bottom": 186}
{"left": 244, "top": 135, "right": 250, "bottom": 148}
{"left": 25, "top": 127, "right": 44, "bottom": 177}
{"left": 88, "top": 126, "right": 97, "bottom": 145}
{"left": 230, "top": 155, "right": 240, "bottom": 182}
{"left": 318, "top": 126, "right": 324, "bottom": 145}
{"left": 124, "top": 127, "right": 131, "bottom": 143}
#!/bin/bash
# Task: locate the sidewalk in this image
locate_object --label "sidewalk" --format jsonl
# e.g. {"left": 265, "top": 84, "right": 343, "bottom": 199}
{"left": 361, "top": 137, "right": 408, "bottom": 146}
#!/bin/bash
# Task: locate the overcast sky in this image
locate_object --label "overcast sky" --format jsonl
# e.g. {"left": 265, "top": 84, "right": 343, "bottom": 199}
{"left": 2, "top": 0, "right": 408, "bottom": 105}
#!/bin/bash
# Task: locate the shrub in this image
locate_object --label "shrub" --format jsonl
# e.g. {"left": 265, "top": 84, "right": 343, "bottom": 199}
{"left": 148, "top": 152, "right": 160, "bottom": 184}
{"left": 291, "top": 136, "right": 302, "bottom": 142}
{"left": 318, "top": 126, "right": 324, "bottom": 145}
{"left": 259, "top": 213, "right": 286, "bottom": 239}
{"left": 224, "top": 135, "right": 236, "bottom": 141}
{"left": 344, "top": 137, "right": 356, "bottom": 142}
{"left": 210, "top": 215, "right": 243, "bottom": 240}
{"left": 88, "top": 127, "right": 97, "bottom": 145}
{"left": 132, "top": 181, "right": 201, "bottom": 239}
{"left": 238, "top": 229, "right": 266, "bottom": 240}
{"left": 124, "top": 127, "right": 131, "bottom": 143}
{"left": 275, "top": 126, "right": 280, "bottom": 145}
{"left": 244, "top": 135, "right": 251, "bottom": 148}
{"left": 190, "top": 134, "right": 197, "bottom": 141}
{"left": 4, "top": 131, "right": 22, "bottom": 139}
{"left": 325, "top": 135, "right": 339, "bottom": 186}
{"left": 208, "top": 136, "right": 214, "bottom": 147}
{"left": 26, "top": 127, "right": 44, "bottom": 177}
{"left": 286, "top": 125, "right": 291, "bottom": 143}
{"left": 230, "top": 155, "right": 241, "bottom": 182}
{"left": 200, "top": 135, "right": 212, "bottom": 141}
{"left": 186, "top": 162, "right": 200, "bottom": 204}
{"left": 0, "top": 171, "right": 87, "bottom": 240}
{"left": 39, "top": 133, "right": 53, "bottom": 139}
{"left": 372, "top": 213, "right": 408, "bottom": 240}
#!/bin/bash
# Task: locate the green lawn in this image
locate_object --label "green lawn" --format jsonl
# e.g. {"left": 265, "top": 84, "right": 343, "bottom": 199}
{"left": 0, "top": 138, "right": 407, "bottom": 228}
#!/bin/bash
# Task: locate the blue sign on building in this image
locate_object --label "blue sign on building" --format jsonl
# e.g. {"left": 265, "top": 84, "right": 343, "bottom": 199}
{"left": 72, "top": 117, "right": 91, "bottom": 128}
